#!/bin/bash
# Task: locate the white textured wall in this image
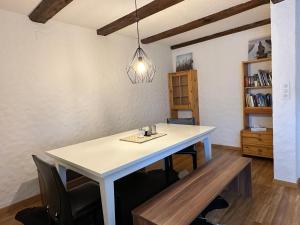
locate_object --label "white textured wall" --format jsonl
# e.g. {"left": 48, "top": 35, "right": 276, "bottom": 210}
{"left": 296, "top": 0, "right": 300, "bottom": 180}
{"left": 271, "top": 0, "right": 298, "bottom": 183}
{"left": 0, "top": 9, "right": 172, "bottom": 208}
{"left": 172, "top": 25, "right": 271, "bottom": 147}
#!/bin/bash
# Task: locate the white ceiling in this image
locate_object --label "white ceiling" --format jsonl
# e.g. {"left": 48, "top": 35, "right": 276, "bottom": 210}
{"left": 0, "top": 0, "right": 270, "bottom": 46}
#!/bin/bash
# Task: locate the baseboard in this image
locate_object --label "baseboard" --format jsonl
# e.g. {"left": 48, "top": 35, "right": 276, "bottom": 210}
{"left": 0, "top": 194, "right": 41, "bottom": 217}
{"left": 273, "top": 179, "right": 300, "bottom": 188}
{"left": 212, "top": 144, "right": 241, "bottom": 151}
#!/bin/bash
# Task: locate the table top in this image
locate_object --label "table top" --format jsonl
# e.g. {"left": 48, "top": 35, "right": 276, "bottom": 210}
{"left": 46, "top": 123, "right": 215, "bottom": 178}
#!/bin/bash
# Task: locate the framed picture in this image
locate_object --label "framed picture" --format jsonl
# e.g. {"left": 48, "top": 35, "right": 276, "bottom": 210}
{"left": 176, "top": 53, "right": 193, "bottom": 72}
{"left": 248, "top": 36, "right": 272, "bottom": 60}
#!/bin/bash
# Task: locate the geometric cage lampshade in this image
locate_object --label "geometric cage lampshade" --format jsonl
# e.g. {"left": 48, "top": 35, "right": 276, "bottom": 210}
{"left": 126, "top": 0, "right": 156, "bottom": 84}
{"left": 126, "top": 47, "right": 156, "bottom": 84}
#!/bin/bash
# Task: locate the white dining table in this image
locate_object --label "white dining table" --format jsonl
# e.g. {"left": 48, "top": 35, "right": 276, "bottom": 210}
{"left": 46, "top": 123, "right": 215, "bottom": 225}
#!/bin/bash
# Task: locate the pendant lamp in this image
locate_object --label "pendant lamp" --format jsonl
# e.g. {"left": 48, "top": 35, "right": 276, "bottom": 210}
{"left": 126, "top": 0, "right": 156, "bottom": 84}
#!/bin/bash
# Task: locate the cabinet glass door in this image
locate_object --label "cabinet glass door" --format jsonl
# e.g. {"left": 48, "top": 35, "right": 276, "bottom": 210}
{"left": 171, "top": 73, "right": 190, "bottom": 108}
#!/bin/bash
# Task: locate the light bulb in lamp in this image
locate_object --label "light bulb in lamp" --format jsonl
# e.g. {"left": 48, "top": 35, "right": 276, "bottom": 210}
{"left": 137, "top": 57, "right": 146, "bottom": 73}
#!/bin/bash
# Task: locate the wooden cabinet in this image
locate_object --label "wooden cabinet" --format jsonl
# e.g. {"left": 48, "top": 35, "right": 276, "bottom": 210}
{"left": 241, "top": 129, "right": 273, "bottom": 158}
{"left": 168, "top": 70, "right": 199, "bottom": 124}
{"left": 241, "top": 57, "right": 273, "bottom": 158}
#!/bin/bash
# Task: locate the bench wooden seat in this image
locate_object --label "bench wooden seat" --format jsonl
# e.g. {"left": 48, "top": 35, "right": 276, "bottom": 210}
{"left": 132, "top": 153, "right": 252, "bottom": 225}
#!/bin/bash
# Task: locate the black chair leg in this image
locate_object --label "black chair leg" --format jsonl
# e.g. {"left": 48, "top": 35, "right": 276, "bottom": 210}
{"left": 164, "top": 156, "right": 174, "bottom": 171}
{"left": 93, "top": 210, "right": 102, "bottom": 225}
{"left": 169, "top": 156, "right": 174, "bottom": 170}
{"left": 164, "top": 157, "right": 170, "bottom": 171}
{"left": 192, "top": 152, "right": 198, "bottom": 170}
{"left": 164, "top": 156, "right": 174, "bottom": 184}
{"left": 164, "top": 157, "right": 170, "bottom": 183}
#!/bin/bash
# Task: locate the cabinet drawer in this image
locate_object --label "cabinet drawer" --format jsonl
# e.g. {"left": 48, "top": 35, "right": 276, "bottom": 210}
{"left": 242, "top": 133, "right": 272, "bottom": 147}
{"left": 241, "top": 131, "right": 272, "bottom": 138}
{"left": 242, "top": 145, "right": 273, "bottom": 158}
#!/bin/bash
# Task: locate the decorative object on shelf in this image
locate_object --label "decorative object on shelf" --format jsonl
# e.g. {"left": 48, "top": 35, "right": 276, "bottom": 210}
{"left": 250, "top": 127, "right": 267, "bottom": 132}
{"left": 248, "top": 36, "right": 272, "bottom": 60}
{"left": 126, "top": 0, "right": 156, "bottom": 84}
{"left": 176, "top": 53, "right": 193, "bottom": 72}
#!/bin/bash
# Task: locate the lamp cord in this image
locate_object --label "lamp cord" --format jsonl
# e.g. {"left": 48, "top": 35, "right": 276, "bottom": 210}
{"left": 135, "top": 0, "right": 141, "bottom": 48}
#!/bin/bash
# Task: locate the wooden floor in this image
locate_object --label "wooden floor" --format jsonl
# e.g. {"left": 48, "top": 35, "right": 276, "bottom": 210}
{"left": 173, "top": 146, "right": 300, "bottom": 225}
{"left": 1, "top": 146, "right": 300, "bottom": 225}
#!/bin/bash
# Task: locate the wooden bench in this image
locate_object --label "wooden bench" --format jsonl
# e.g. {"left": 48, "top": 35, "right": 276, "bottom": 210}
{"left": 132, "top": 153, "right": 252, "bottom": 225}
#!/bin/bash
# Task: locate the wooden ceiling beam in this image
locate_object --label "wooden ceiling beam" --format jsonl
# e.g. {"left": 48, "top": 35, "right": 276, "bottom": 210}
{"left": 271, "top": 0, "right": 285, "bottom": 3}
{"left": 142, "top": 0, "right": 270, "bottom": 44}
{"left": 29, "top": 0, "right": 73, "bottom": 23}
{"left": 171, "top": 18, "right": 271, "bottom": 50}
{"left": 97, "top": 0, "right": 184, "bottom": 36}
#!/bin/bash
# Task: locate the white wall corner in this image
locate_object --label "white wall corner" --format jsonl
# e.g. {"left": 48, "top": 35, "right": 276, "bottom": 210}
{"left": 271, "top": 0, "right": 298, "bottom": 183}
{"left": 296, "top": 0, "right": 300, "bottom": 180}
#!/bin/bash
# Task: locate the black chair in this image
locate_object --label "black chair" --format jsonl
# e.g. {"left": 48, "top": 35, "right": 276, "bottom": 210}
{"left": 115, "top": 169, "right": 178, "bottom": 225}
{"left": 32, "top": 155, "right": 103, "bottom": 225}
{"left": 165, "top": 118, "right": 198, "bottom": 170}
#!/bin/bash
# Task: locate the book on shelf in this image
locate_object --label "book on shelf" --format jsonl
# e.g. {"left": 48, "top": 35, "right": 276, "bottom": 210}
{"left": 245, "top": 70, "right": 272, "bottom": 87}
{"left": 245, "top": 93, "right": 272, "bottom": 107}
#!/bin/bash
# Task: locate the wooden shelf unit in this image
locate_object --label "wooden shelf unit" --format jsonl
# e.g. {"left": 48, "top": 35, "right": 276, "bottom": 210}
{"left": 241, "top": 57, "right": 273, "bottom": 158}
{"left": 245, "top": 86, "right": 272, "bottom": 90}
{"left": 244, "top": 107, "right": 272, "bottom": 114}
{"left": 168, "top": 70, "right": 199, "bottom": 125}
{"left": 243, "top": 57, "right": 272, "bottom": 64}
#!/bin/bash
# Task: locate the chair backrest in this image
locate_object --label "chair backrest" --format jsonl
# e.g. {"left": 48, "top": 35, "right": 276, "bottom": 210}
{"left": 167, "top": 118, "right": 195, "bottom": 125}
{"left": 32, "top": 155, "right": 73, "bottom": 225}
